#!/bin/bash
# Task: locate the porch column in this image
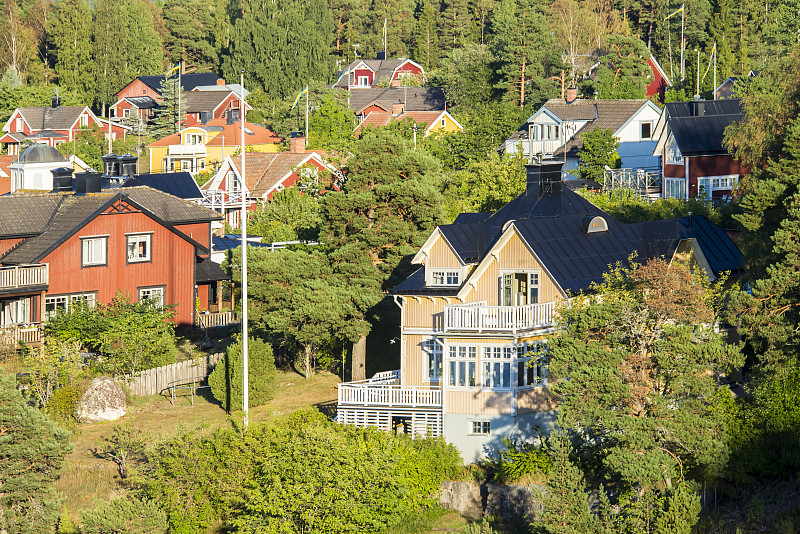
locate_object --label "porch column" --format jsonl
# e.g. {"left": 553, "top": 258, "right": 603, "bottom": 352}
{"left": 39, "top": 290, "right": 46, "bottom": 323}
{"left": 217, "top": 281, "right": 223, "bottom": 311}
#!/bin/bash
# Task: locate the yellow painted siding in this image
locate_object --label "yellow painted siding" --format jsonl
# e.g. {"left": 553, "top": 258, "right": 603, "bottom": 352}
{"left": 446, "top": 390, "right": 515, "bottom": 415}
{"left": 516, "top": 388, "right": 556, "bottom": 414}
{"left": 403, "top": 297, "right": 447, "bottom": 330}
{"left": 429, "top": 236, "right": 462, "bottom": 268}
{"left": 148, "top": 147, "right": 168, "bottom": 172}
{"left": 468, "top": 231, "right": 562, "bottom": 305}
{"left": 148, "top": 141, "right": 279, "bottom": 173}
{"left": 404, "top": 334, "right": 431, "bottom": 387}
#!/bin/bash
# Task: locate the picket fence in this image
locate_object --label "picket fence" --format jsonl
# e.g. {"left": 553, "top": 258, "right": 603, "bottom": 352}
{"left": 123, "top": 353, "right": 224, "bottom": 397}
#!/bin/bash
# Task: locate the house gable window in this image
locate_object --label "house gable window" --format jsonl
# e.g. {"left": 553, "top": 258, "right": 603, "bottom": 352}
{"left": 501, "top": 271, "right": 539, "bottom": 306}
{"left": 138, "top": 286, "right": 165, "bottom": 307}
{"left": 80, "top": 114, "right": 89, "bottom": 127}
{"left": 517, "top": 341, "right": 547, "bottom": 388}
{"left": 126, "top": 233, "right": 151, "bottom": 263}
{"left": 358, "top": 75, "right": 369, "bottom": 86}
{"left": 15, "top": 117, "right": 23, "bottom": 131}
{"left": 81, "top": 236, "right": 107, "bottom": 267}
{"left": 640, "top": 121, "right": 653, "bottom": 139}
{"left": 665, "top": 136, "right": 683, "bottom": 164}
{"left": 429, "top": 270, "right": 461, "bottom": 286}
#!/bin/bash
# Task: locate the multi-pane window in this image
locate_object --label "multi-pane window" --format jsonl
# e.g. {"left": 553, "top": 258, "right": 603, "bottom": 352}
{"left": 665, "top": 137, "right": 683, "bottom": 164}
{"left": 422, "top": 338, "right": 443, "bottom": 381}
{"left": 430, "top": 270, "right": 460, "bottom": 286}
{"left": 532, "top": 124, "right": 560, "bottom": 141}
{"left": 517, "top": 342, "right": 547, "bottom": 388}
{"left": 127, "top": 234, "right": 151, "bottom": 262}
{"left": 448, "top": 345, "right": 477, "bottom": 387}
{"left": 664, "top": 178, "right": 685, "bottom": 200}
{"left": 228, "top": 172, "right": 241, "bottom": 194}
{"left": 358, "top": 76, "right": 369, "bottom": 86}
{"left": 471, "top": 421, "right": 490, "bottom": 435}
{"left": 81, "top": 237, "right": 107, "bottom": 267}
{"left": 698, "top": 175, "right": 738, "bottom": 197}
{"left": 483, "top": 346, "right": 512, "bottom": 389}
{"left": 44, "top": 293, "right": 96, "bottom": 319}
{"left": 501, "top": 272, "right": 540, "bottom": 306}
{"left": 138, "top": 287, "right": 165, "bottom": 307}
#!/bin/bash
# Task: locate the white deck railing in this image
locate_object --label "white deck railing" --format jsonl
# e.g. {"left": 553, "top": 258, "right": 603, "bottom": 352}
{"left": 444, "top": 301, "right": 556, "bottom": 333}
{"left": 0, "top": 264, "right": 48, "bottom": 291}
{"left": 0, "top": 323, "right": 43, "bottom": 346}
{"left": 338, "top": 371, "right": 442, "bottom": 407}
{"left": 195, "top": 311, "right": 238, "bottom": 329}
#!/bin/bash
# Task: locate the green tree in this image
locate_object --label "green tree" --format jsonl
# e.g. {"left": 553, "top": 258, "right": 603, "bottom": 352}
{"left": 57, "top": 124, "right": 107, "bottom": 170}
{"left": 48, "top": 0, "right": 92, "bottom": 97}
{"left": 436, "top": 44, "right": 495, "bottom": 108}
{"left": 308, "top": 94, "right": 354, "bottom": 150}
{"left": 0, "top": 373, "right": 73, "bottom": 534}
{"left": 490, "top": 0, "right": 558, "bottom": 106}
{"left": 209, "top": 336, "right": 277, "bottom": 411}
{"left": 248, "top": 187, "right": 323, "bottom": 243}
{"left": 577, "top": 128, "right": 620, "bottom": 183}
{"left": 320, "top": 130, "right": 446, "bottom": 379}
{"left": 412, "top": 0, "right": 440, "bottom": 70}
{"left": 21, "top": 341, "right": 83, "bottom": 408}
{"left": 547, "top": 259, "right": 742, "bottom": 528}
{"left": 98, "top": 292, "right": 177, "bottom": 379}
{"left": 162, "top": 0, "right": 218, "bottom": 72}
{"left": 223, "top": 0, "right": 335, "bottom": 101}
{"left": 150, "top": 77, "right": 186, "bottom": 139}
{"left": 593, "top": 34, "right": 650, "bottom": 99}
{"left": 228, "top": 248, "right": 370, "bottom": 379}
{"left": 93, "top": 420, "right": 148, "bottom": 479}
{"left": 441, "top": 151, "right": 526, "bottom": 219}
{"left": 80, "top": 497, "right": 168, "bottom": 534}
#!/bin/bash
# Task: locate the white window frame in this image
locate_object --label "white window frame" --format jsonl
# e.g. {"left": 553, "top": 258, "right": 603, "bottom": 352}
{"left": 440, "top": 118, "right": 446, "bottom": 128}
{"left": 44, "top": 292, "right": 96, "bottom": 320}
{"left": 126, "top": 233, "right": 152, "bottom": 263}
{"left": 471, "top": 421, "right": 491, "bottom": 435}
{"left": 123, "top": 108, "right": 130, "bottom": 118}
{"left": 81, "top": 236, "right": 107, "bottom": 267}
{"left": 697, "top": 174, "right": 738, "bottom": 198}
{"left": 517, "top": 341, "right": 547, "bottom": 389}
{"left": 447, "top": 345, "right": 477, "bottom": 388}
{"left": 500, "top": 269, "right": 541, "bottom": 306}
{"left": 15, "top": 117, "right": 23, "bottom": 131}
{"left": 228, "top": 171, "right": 241, "bottom": 194}
{"left": 358, "top": 75, "right": 369, "bottom": 86}
{"left": 422, "top": 338, "right": 443, "bottom": 382}
{"left": 665, "top": 136, "right": 683, "bottom": 164}
{"left": 664, "top": 177, "right": 686, "bottom": 200}
{"left": 80, "top": 114, "right": 88, "bottom": 127}
{"left": 138, "top": 286, "right": 165, "bottom": 307}
{"left": 427, "top": 268, "right": 463, "bottom": 287}
{"left": 482, "top": 346, "right": 513, "bottom": 390}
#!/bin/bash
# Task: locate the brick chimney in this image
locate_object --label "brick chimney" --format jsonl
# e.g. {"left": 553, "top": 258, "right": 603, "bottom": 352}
{"left": 390, "top": 78, "right": 402, "bottom": 88}
{"left": 290, "top": 135, "right": 306, "bottom": 153}
{"left": 566, "top": 86, "right": 578, "bottom": 104}
{"left": 216, "top": 78, "right": 226, "bottom": 86}
{"left": 392, "top": 102, "right": 404, "bottom": 115}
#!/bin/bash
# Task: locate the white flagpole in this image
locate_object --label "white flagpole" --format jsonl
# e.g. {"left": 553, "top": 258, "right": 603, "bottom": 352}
{"left": 240, "top": 69, "right": 249, "bottom": 429}
{"left": 305, "top": 85, "right": 309, "bottom": 141}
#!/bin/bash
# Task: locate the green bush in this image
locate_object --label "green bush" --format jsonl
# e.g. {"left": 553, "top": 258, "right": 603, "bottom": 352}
{"left": 481, "top": 437, "right": 551, "bottom": 483}
{"left": 80, "top": 497, "right": 167, "bottom": 534}
{"left": 47, "top": 383, "right": 85, "bottom": 424}
{"left": 138, "top": 409, "right": 462, "bottom": 533}
{"left": 208, "top": 336, "right": 276, "bottom": 412}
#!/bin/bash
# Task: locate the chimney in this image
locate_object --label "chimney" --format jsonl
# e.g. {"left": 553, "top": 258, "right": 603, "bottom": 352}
{"left": 392, "top": 102, "right": 404, "bottom": 115}
{"left": 525, "top": 162, "right": 564, "bottom": 197}
{"left": 75, "top": 172, "right": 102, "bottom": 194}
{"left": 390, "top": 78, "right": 402, "bottom": 88}
{"left": 565, "top": 87, "right": 577, "bottom": 104}
{"left": 51, "top": 167, "right": 74, "bottom": 192}
{"left": 289, "top": 132, "right": 306, "bottom": 153}
{"left": 377, "top": 51, "right": 386, "bottom": 61}
{"left": 51, "top": 96, "right": 61, "bottom": 109}
{"left": 216, "top": 78, "right": 226, "bottom": 86}
{"left": 101, "top": 153, "right": 118, "bottom": 176}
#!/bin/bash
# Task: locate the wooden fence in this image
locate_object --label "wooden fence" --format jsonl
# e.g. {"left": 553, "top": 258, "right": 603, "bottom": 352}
{"left": 124, "top": 352, "right": 224, "bottom": 397}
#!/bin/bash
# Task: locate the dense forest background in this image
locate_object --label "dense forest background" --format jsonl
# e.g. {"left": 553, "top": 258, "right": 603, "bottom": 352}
{"left": 1, "top": 0, "right": 798, "bottom": 121}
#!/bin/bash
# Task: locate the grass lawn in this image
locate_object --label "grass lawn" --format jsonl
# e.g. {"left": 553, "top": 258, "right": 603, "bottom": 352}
{"left": 56, "top": 369, "right": 340, "bottom": 518}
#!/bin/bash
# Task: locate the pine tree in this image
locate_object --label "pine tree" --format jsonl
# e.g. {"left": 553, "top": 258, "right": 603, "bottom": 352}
{"left": 48, "top": 0, "right": 92, "bottom": 97}
{"left": 150, "top": 78, "right": 186, "bottom": 139}
{"left": 162, "top": 0, "right": 218, "bottom": 72}
{"left": 0, "top": 373, "right": 73, "bottom": 534}
{"left": 412, "top": 0, "right": 439, "bottom": 71}
{"left": 364, "top": 0, "right": 416, "bottom": 59}
{"left": 440, "top": 0, "right": 475, "bottom": 53}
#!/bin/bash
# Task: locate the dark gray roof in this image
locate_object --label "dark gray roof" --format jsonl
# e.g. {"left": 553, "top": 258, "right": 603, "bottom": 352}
{"left": 665, "top": 99, "right": 741, "bottom": 118}
{"left": 392, "top": 185, "right": 742, "bottom": 296}
{"left": 196, "top": 257, "right": 229, "bottom": 282}
{"left": 125, "top": 96, "right": 158, "bottom": 109}
{"left": 124, "top": 173, "right": 203, "bottom": 200}
{"left": 17, "top": 144, "right": 67, "bottom": 163}
{"left": 663, "top": 99, "right": 743, "bottom": 156}
{"left": 348, "top": 87, "right": 446, "bottom": 113}
{"left": 0, "top": 188, "right": 221, "bottom": 264}
{"left": 17, "top": 106, "right": 88, "bottom": 130}
{"left": 135, "top": 73, "right": 222, "bottom": 95}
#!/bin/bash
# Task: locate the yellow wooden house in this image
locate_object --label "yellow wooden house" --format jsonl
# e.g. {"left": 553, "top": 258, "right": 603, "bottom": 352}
{"left": 336, "top": 163, "right": 744, "bottom": 462}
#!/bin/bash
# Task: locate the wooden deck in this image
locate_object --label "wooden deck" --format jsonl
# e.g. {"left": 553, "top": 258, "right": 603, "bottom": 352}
{"left": 444, "top": 301, "right": 556, "bottom": 334}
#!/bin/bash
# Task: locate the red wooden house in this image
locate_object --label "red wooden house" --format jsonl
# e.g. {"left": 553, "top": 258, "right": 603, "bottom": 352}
{"left": 653, "top": 99, "right": 747, "bottom": 201}
{"left": 333, "top": 55, "right": 425, "bottom": 89}
{"left": 0, "top": 182, "right": 224, "bottom": 345}
{"left": 646, "top": 55, "right": 672, "bottom": 102}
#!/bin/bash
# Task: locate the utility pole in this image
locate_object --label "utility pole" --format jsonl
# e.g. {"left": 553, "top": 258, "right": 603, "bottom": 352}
{"left": 240, "top": 70, "right": 249, "bottom": 430}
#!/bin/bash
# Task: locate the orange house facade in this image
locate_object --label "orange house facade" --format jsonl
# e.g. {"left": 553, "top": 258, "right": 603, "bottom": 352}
{"left": 0, "top": 186, "right": 223, "bottom": 344}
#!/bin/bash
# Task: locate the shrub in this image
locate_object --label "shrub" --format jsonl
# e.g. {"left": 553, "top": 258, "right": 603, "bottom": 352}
{"left": 47, "top": 383, "right": 86, "bottom": 424}
{"left": 208, "top": 336, "right": 276, "bottom": 411}
{"left": 481, "top": 437, "right": 551, "bottom": 483}
{"left": 80, "top": 497, "right": 167, "bottom": 534}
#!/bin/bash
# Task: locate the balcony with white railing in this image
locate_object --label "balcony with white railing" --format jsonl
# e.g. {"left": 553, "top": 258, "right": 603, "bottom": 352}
{"left": 167, "top": 144, "right": 207, "bottom": 156}
{"left": 337, "top": 370, "right": 442, "bottom": 408}
{"left": 444, "top": 301, "right": 556, "bottom": 334}
{"left": 0, "top": 323, "right": 43, "bottom": 347}
{"left": 0, "top": 264, "right": 48, "bottom": 294}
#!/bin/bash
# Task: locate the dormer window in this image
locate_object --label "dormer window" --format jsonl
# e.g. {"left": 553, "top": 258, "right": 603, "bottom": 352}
{"left": 587, "top": 216, "right": 608, "bottom": 233}
{"left": 80, "top": 114, "right": 88, "bottom": 127}
{"left": 15, "top": 117, "right": 22, "bottom": 131}
{"left": 185, "top": 133, "right": 203, "bottom": 145}
{"left": 358, "top": 75, "right": 369, "bottom": 86}
{"left": 430, "top": 270, "right": 460, "bottom": 286}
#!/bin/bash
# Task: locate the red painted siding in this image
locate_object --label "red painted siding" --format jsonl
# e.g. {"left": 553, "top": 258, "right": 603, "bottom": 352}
{"left": 116, "top": 79, "right": 160, "bottom": 102}
{"left": 354, "top": 69, "right": 374, "bottom": 86}
{"left": 41, "top": 206, "right": 198, "bottom": 325}
{"left": 0, "top": 238, "right": 23, "bottom": 258}
{"left": 395, "top": 62, "right": 422, "bottom": 79}
{"left": 646, "top": 57, "right": 669, "bottom": 102}
{"left": 174, "top": 222, "right": 211, "bottom": 250}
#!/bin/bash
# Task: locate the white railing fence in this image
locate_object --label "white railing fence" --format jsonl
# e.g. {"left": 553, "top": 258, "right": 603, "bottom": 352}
{"left": 0, "top": 323, "right": 42, "bottom": 347}
{"left": 196, "top": 311, "right": 238, "bottom": 329}
{"left": 0, "top": 264, "right": 48, "bottom": 290}
{"left": 337, "top": 383, "right": 442, "bottom": 407}
{"left": 444, "top": 301, "right": 555, "bottom": 333}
